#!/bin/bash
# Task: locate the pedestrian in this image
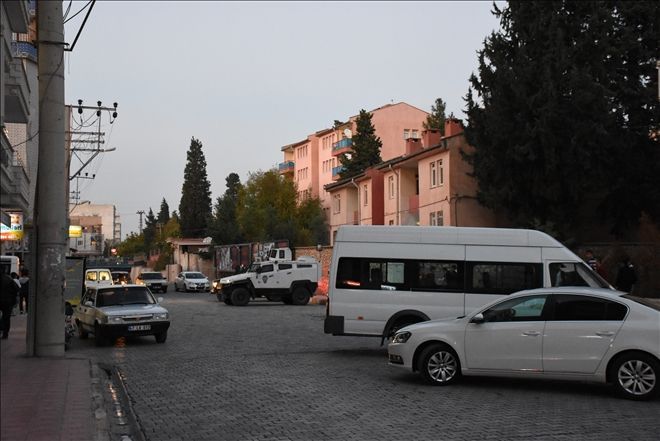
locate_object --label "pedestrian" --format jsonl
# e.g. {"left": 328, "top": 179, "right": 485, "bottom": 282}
{"left": 615, "top": 257, "right": 637, "bottom": 294}
{"left": 584, "top": 250, "right": 600, "bottom": 272}
{"left": 1, "top": 272, "right": 19, "bottom": 339}
{"left": 10, "top": 272, "right": 20, "bottom": 316}
{"left": 18, "top": 269, "right": 29, "bottom": 314}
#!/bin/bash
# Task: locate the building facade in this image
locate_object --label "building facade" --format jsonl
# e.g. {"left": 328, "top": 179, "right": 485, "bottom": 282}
{"left": 279, "top": 102, "right": 429, "bottom": 225}
{"left": 69, "top": 203, "right": 122, "bottom": 255}
{"left": 325, "top": 119, "right": 499, "bottom": 243}
{"left": 1, "top": 0, "right": 37, "bottom": 259}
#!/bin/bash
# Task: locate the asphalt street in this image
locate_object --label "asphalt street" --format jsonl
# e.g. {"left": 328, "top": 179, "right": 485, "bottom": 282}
{"left": 67, "top": 289, "right": 660, "bottom": 441}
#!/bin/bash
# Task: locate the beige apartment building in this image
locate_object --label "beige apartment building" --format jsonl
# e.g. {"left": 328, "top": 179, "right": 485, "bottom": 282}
{"left": 280, "top": 102, "right": 429, "bottom": 222}
{"left": 69, "top": 203, "right": 122, "bottom": 255}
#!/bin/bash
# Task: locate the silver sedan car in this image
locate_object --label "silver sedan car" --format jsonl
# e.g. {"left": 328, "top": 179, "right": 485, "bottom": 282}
{"left": 388, "top": 287, "right": 660, "bottom": 400}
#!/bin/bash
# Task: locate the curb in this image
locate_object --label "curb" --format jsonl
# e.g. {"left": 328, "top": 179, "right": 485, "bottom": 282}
{"left": 98, "top": 363, "right": 147, "bottom": 441}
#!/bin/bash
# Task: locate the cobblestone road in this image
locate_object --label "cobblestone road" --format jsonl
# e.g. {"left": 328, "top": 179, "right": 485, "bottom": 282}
{"left": 68, "top": 290, "right": 660, "bottom": 441}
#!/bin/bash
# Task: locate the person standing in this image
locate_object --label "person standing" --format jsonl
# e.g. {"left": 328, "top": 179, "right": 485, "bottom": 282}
{"left": 18, "top": 269, "right": 29, "bottom": 314}
{"left": 615, "top": 258, "right": 638, "bottom": 294}
{"left": 1, "top": 272, "right": 19, "bottom": 339}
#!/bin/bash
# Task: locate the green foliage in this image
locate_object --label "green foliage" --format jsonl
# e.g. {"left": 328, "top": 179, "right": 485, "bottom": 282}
{"left": 117, "top": 232, "right": 146, "bottom": 256}
{"left": 237, "top": 169, "right": 298, "bottom": 243}
{"left": 178, "top": 137, "right": 212, "bottom": 237}
{"left": 143, "top": 208, "right": 157, "bottom": 251}
{"left": 423, "top": 98, "right": 447, "bottom": 134}
{"left": 464, "top": 1, "right": 660, "bottom": 239}
{"left": 209, "top": 173, "right": 243, "bottom": 245}
{"left": 157, "top": 198, "right": 170, "bottom": 224}
{"left": 339, "top": 109, "right": 383, "bottom": 179}
{"left": 295, "top": 197, "right": 329, "bottom": 245}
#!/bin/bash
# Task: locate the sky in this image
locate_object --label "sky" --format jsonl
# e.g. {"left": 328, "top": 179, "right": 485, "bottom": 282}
{"left": 63, "top": 1, "right": 502, "bottom": 239}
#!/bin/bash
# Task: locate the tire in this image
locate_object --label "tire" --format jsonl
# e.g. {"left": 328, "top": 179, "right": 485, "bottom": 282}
{"left": 417, "top": 343, "right": 461, "bottom": 386}
{"left": 291, "top": 286, "right": 311, "bottom": 305}
{"left": 155, "top": 331, "right": 167, "bottom": 343}
{"left": 77, "top": 320, "right": 88, "bottom": 339}
{"left": 387, "top": 318, "right": 424, "bottom": 340}
{"left": 230, "top": 287, "right": 250, "bottom": 306}
{"left": 281, "top": 294, "right": 293, "bottom": 305}
{"left": 610, "top": 352, "right": 659, "bottom": 400}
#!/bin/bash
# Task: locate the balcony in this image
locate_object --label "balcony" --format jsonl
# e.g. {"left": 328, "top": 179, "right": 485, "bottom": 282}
{"left": 11, "top": 41, "right": 37, "bottom": 63}
{"left": 3, "top": 58, "right": 30, "bottom": 123}
{"left": 278, "top": 160, "right": 295, "bottom": 176}
{"left": 332, "top": 138, "right": 352, "bottom": 157}
{"left": 331, "top": 165, "right": 345, "bottom": 181}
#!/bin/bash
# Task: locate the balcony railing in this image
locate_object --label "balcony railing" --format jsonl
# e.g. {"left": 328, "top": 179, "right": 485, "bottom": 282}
{"left": 332, "top": 138, "right": 352, "bottom": 156}
{"left": 278, "top": 160, "right": 295, "bottom": 173}
{"left": 332, "top": 165, "right": 344, "bottom": 180}
{"left": 11, "top": 41, "right": 37, "bottom": 62}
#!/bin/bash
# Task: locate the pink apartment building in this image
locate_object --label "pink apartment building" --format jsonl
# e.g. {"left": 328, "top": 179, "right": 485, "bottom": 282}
{"left": 279, "top": 102, "right": 429, "bottom": 224}
{"left": 324, "top": 118, "right": 499, "bottom": 243}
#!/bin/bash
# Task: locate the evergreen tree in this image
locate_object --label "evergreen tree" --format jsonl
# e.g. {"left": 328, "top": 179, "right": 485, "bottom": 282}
{"left": 157, "top": 198, "right": 170, "bottom": 224}
{"left": 423, "top": 98, "right": 447, "bottom": 134}
{"left": 339, "top": 109, "right": 383, "bottom": 179}
{"left": 209, "top": 173, "right": 243, "bottom": 245}
{"left": 143, "top": 208, "right": 157, "bottom": 251}
{"left": 178, "top": 137, "right": 212, "bottom": 237}
{"left": 464, "top": 1, "right": 660, "bottom": 240}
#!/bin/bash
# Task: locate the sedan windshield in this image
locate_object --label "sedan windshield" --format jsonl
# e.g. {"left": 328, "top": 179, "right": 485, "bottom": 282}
{"left": 96, "top": 287, "right": 156, "bottom": 307}
{"left": 186, "top": 272, "right": 206, "bottom": 279}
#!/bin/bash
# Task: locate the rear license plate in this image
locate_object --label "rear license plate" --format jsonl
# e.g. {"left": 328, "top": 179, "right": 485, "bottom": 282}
{"left": 128, "top": 324, "right": 151, "bottom": 331}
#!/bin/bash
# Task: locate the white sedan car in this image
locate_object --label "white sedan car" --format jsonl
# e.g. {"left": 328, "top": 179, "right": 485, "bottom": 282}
{"left": 388, "top": 287, "right": 660, "bottom": 400}
{"left": 174, "top": 271, "right": 210, "bottom": 292}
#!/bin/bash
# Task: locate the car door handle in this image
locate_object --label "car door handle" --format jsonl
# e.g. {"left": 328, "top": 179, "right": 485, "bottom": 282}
{"left": 522, "top": 331, "right": 540, "bottom": 336}
{"left": 596, "top": 331, "right": 615, "bottom": 337}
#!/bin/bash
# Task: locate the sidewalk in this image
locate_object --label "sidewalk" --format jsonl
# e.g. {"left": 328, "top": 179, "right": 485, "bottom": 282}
{"left": 0, "top": 314, "right": 94, "bottom": 441}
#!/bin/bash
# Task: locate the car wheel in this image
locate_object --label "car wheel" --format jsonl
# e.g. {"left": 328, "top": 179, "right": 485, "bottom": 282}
{"left": 77, "top": 320, "right": 88, "bottom": 339}
{"left": 611, "top": 352, "right": 659, "bottom": 400}
{"left": 230, "top": 287, "right": 250, "bottom": 306}
{"left": 281, "top": 294, "right": 293, "bottom": 305}
{"left": 291, "top": 286, "right": 311, "bottom": 305}
{"left": 155, "top": 331, "right": 167, "bottom": 343}
{"left": 418, "top": 343, "right": 461, "bottom": 386}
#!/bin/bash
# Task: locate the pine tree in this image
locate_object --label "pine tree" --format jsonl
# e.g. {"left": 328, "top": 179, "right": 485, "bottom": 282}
{"left": 464, "top": 1, "right": 660, "bottom": 240}
{"left": 157, "top": 198, "right": 170, "bottom": 224}
{"left": 178, "top": 137, "right": 212, "bottom": 237}
{"left": 423, "top": 98, "right": 447, "bottom": 134}
{"left": 339, "top": 109, "right": 382, "bottom": 179}
{"left": 209, "top": 173, "right": 243, "bottom": 245}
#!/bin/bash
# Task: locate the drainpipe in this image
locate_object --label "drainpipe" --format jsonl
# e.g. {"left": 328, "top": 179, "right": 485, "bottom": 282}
{"left": 388, "top": 164, "right": 400, "bottom": 225}
{"left": 350, "top": 178, "right": 360, "bottom": 225}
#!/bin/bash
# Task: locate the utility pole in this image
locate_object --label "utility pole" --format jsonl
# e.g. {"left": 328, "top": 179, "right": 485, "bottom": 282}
{"left": 32, "top": 1, "right": 66, "bottom": 357}
{"left": 137, "top": 210, "right": 145, "bottom": 233}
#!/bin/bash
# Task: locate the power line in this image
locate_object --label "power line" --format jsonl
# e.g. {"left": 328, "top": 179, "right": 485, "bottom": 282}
{"left": 64, "top": 0, "right": 96, "bottom": 52}
{"left": 63, "top": 0, "right": 93, "bottom": 24}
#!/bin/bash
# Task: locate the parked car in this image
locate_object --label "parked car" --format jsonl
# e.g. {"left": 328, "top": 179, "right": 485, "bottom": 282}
{"left": 136, "top": 271, "right": 168, "bottom": 293}
{"left": 111, "top": 271, "right": 132, "bottom": 285}
{"left": 174, "top": 271, "right": 210, "bottom": 292}
{"left": 388, "top": 287, "right": 660, "bottom": 400}
{"left": 84, "top": 268, "right": 114, "bottom": 289}
{"left": 75, "top": 285, "right": 170, "bottom": 346}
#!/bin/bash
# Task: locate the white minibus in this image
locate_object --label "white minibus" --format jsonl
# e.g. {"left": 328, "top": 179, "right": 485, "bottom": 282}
{"left": 324, "top": 225, "right": 612, "bottom": 341}
{"left": 0, "top": 255, "right": 20, "bottom": 275}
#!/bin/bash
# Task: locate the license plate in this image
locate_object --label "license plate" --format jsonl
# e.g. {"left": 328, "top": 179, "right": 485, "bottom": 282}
{"left": 128, "top": 324, "right": 151, "bottom": 331}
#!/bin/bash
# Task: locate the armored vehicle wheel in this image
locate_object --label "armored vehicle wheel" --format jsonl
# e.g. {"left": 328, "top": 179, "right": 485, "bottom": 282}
{"left": 291, "top": 286, "right": 311, "bottom": 305}
{"left": 231, "top": 287, "right": 250, "bottom": 306}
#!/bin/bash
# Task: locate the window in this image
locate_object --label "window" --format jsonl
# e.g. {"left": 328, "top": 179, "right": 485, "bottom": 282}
{"left": 363, "top": 185, "right": 368, "bottom": 206}
{"left": 86, "top": 272, "right": 97, "bottom": 281}
{"left": 278, "top": 263, "right": 292, "bottom": 270}
{"left": 412, "top": 129, "right": 419, "bottom": 139}
{"left": 552, "top": 295, "right": 627, "bottom": 321}
{"left": 468, "top": 262, "right": 543, "bottom": 294}
{"left": 260, "top": 264, "right": 274, "bottom": 273}
{"left": 333, "top": 194, "right": 341, "bottom": 214}
{"left": 437, "top": 210, "right": 444, "bottom": 226}
{"left": 389, "top": 220, "right": 394, "bottom": 225}
{"left": 549, "top": 262, "right": 610, "bottom": 288}
{"left": 438, "top": 159, "right": 444, "bottom": 185}
{"left": 403, "top": 129, "right": 410, "bottom": 139}
{"left": 430, "top": 211, "right": 443, "bottom": 226}
{"left": 430, "top": 162, "right": 437, "bottom": 187}
{"left": 388, "top": 176, "right": 395, "bottom": 199}
{"left": 430, "top": 211, "right": 436, "bottom": 226}
{"left": 482, "top": 295, "right": 548, "bottom": 322}
{"left": 335, "top": 257, "right": 464, "bottom": 291}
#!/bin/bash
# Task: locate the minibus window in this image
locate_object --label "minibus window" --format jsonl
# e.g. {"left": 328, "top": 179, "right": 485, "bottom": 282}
{"left": 467, "top": 262, "right": 542, "bottom": 294}
{"left": 550, "top": 262, "right": 610, "bottom": 289}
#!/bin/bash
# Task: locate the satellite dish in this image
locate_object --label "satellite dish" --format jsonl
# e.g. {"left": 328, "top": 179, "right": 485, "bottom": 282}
{"left": 343, "top": 128, "right": 352, "bottom": 138}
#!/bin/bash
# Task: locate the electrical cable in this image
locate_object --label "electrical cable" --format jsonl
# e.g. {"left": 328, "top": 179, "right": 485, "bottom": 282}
{"left": 63, "top": 1, "right": 93, "bottom": 24}
{"left": 63, "top": 1, "right": 73, "bottom": 21}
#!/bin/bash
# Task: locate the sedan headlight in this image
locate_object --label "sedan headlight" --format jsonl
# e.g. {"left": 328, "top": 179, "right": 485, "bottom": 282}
{"left": 153, "top": 312, "right": 169, "bottom": 320}
{"left": 392, "top": 331, "right": 412, "bottom": 344}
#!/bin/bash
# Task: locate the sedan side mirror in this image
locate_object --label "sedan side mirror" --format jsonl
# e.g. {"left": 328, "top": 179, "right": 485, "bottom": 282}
{"left": 470, "top": 313, "right": 485, "bottom": 324}
{"left": 157, "top": 297, "right": 164, "bottom": 303}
